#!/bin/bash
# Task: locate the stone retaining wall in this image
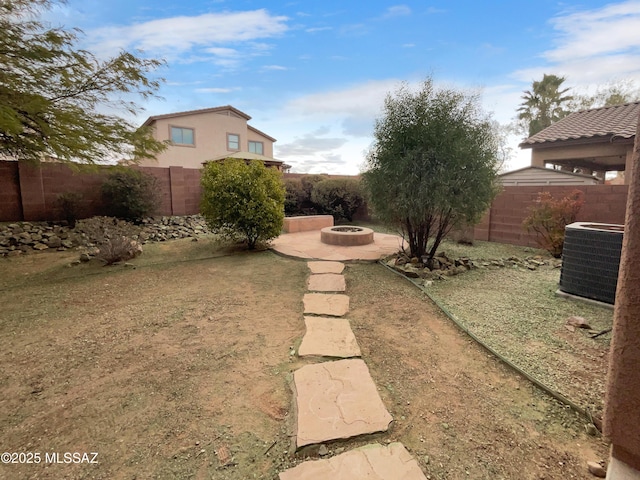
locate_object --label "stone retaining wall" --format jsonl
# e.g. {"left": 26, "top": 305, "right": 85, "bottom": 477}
{"left": 0, "top": 215, "right": 213, "bottom": 257}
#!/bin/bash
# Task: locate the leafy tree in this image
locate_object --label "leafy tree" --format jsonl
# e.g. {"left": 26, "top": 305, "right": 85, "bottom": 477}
{"left": 200, "top": 159, "right": 285, "bottom": 249}
{"left": 310, "top": 177, "right": 364, "bottom": 222}
{"left": 569, "top": 79, "right": 640, "bottom": 110}
{"left": 0, "top": 0, "right": 167, "bottom": 164}
{"left": 362, "top": 78, "right": 500, "bottom": 262}
{"left": 101, "top": 168, "right": 160, "bottom": 221}
{"left": 522, "top": 190, "right": 584, "bottom": 257}
{"left": 517, "top": 74, "right": 573, "bottom": 137}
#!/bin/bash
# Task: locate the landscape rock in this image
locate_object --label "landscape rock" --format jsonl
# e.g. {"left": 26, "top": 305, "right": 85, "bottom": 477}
{"left": 402, "top": 265, "right": 421, "bottom": 278}
{"left": 0, "top": 215, "right": 213, "bottom": 257}
{"left": 587, "top": 461, "right": 606, "bottom": 478}
{"left": 45, "top": 235, "right": 62, "bottom": 248}
{"left": 567, "top": 316, "right": 592, "bottom": 330}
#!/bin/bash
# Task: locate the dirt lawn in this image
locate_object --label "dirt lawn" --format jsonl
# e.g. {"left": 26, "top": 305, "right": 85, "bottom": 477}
{"left": 0, "top": 239, "right": 609, "bottom": 479}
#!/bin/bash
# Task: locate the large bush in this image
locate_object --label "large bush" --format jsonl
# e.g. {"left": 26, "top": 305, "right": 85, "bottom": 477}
{"left": 362, "top": 77, "right": 501, "bottom": 261}
{"left": 101, "top": 169, "right": 160, "bottom": 221}
{"left": 310, "top": 178, "right": 364, "bottom": 222}
{"left": 200, "top": 159, "right": 285, "bottom": 249}
{"left": 284, "top": 178, "right": 306, "bottom": 215}
{"left": 523, "top": 189, "right": 584, "bottom": 257}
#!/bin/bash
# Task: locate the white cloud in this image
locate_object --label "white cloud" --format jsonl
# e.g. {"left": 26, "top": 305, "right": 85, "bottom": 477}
{"left": 195, "top": 87, "right": 240, "bottom": 93}
{"left": 382, "top": 5, "right": 412, "bottom": 18}
{"left": 306, "top": 26, "right": 333, "bottom": 33}
{"left": 276, "top": 128, "right": 348, "bottom": 157}
{"left": 545, "top": 1, "right": 640, "bottom": 62}
{"left": 262, "top": 65, "right": 288, "bottom": 71}
{"left": 87, "top": 9, "right": 289, "bottom": 60}
{"left": 285, "top": 79, "right": 399, "bottom": 117}
{"left": 516, "top": 1, "right": 640, "bottom": 87}
{"left": 206, "top": 47, "right": 240, "bottom": 57}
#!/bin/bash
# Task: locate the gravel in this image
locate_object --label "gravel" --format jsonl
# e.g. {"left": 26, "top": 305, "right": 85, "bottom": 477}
{"left": 425, "top": 239, "right": 613, "bottom": 419}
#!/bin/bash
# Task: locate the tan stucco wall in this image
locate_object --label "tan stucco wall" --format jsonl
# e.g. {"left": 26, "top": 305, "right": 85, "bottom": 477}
{"left": 139, "top": 110, "right": 274, "bottom": 169}
{"left": 530, "top": 143, "right": 633, "bottom": 184}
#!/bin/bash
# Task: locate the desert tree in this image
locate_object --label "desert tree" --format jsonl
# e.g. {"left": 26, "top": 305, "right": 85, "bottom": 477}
{"left": 569, "top": 79, "right": 640, "bottom": 110}
{"left": 0, "top": 0, "right": 167, "bottom": 164}
{"left": 517, "top": 74, "right": 573, "bottom": 137}
{"left": 362, "top": 78, "right": 501, "bottom": 263}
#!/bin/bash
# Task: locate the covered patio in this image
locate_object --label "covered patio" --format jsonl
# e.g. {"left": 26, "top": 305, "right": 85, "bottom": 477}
{"left": 520, "top": 102, "right": 639, "bottom": 184}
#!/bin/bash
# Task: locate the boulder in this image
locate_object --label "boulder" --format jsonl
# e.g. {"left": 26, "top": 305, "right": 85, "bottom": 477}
{"left": 46, "top": 235, "right": 62, "bottom": 248}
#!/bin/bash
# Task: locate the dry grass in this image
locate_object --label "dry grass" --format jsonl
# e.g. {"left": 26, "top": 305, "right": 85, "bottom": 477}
{"left": 425, "top": 240, "right": 613, "bottom": 419}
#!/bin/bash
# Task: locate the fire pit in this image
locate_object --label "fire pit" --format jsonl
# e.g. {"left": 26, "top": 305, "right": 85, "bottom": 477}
{"left": 320, "top": 226, "right": 374, "bottom": 246}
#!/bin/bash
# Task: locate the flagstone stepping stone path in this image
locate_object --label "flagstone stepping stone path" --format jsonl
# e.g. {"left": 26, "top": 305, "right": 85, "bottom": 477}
{"left": 279, "top": 260, "right": 427, "bottom": 479}
{"left": 293, "top": 359, "right": 392, "bottom": 447}
{"left": 279, "top": 443, "right": 427, "bottom": 480}
{"left": 307, "top": 273, "right": 346, "bottom": 292}
{"left": 298, "top": 316, "right": 361, "bottom": 358}
{"left": 303, "top": 293, "right": 350, "bottom": 317}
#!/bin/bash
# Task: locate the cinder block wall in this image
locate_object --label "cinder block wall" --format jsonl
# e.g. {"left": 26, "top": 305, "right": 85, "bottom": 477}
{"left": 475, "top": 185, "right": 629, "bottom": 247}
{"left": 0, "top": 161, "right": 204, "bottom": 222}
{"left": 0, "top": 161, "right": 21, "bottom": 220}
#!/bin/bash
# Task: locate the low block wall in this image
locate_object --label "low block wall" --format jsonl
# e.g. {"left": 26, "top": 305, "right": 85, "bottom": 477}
{"left": 283, "top": 215, "right": 334, "bottom": 233}
{"left": 474, "top": 185, "right": 629, "bottom": 247}
{"left": 0, "top": 161, "right": 203, "bottom": 222}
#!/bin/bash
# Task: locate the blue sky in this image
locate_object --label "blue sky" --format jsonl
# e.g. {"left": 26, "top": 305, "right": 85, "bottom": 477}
{"left": 50, "top": 0, "right": 640, "bottom": 173}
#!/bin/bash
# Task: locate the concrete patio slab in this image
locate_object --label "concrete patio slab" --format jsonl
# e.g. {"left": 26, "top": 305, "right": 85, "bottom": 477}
{"left": 298, "top": 316, "right": 361, "bottom": 358}
{"left": 279, "top": 442, "right": 427, "bottom": 480}
{"left": 307, "top": 273, "right": 346, "bottom": 292}
{"left": 303, "top": 293, "right": 349, "bottom": 317}
{"left": 308, "top": 261, "right": 345, "bottom": 274}
{"left": 272, "top": 230, "right": 405, "bottom": 262}
{"left": 293, "top": 359, "right": 393, "bottom": 448}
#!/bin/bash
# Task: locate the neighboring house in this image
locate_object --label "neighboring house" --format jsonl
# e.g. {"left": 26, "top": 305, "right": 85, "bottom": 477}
{"left": 138, "top": 105, "right": 286, "bottom": 170}
{"left": 499, "top": 166, "right": 601, "bottom": 186}
{"left": 520, "top": 102, "right": 639, "bottom": 184}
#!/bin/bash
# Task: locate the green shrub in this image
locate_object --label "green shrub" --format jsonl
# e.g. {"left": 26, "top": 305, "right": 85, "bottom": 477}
{"left": 55, "top": 192, "right": 83, "bottom": 228}
{"left": 522, "top": 189, "right": 584, "bottom": 257}
{"left": 101, "top": 169, "right": 160, "bottom": 221}
{"left": 300, "top": 174, "right": 326, "bottom": 201}
{"left": 284, "top": 178, "right": 305, "bottom": 215}
{"left": 311, "top": 177, "right": 364, "bottom": 222}
{"left": 200, "top": 159, "right": 285, "bottom": 249}
{"left": 76, "top": 216, "right": 143, "bottom": 265}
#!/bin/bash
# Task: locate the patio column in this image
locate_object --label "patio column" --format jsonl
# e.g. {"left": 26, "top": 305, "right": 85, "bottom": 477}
{"left": 604, "top": 111, "right": 640, "bottom": 480}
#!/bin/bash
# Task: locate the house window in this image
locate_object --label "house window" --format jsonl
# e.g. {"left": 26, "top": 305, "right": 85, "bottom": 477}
{"left": 248, "top": 141, "right": 263, "bottom": 155}
{"left": 227, "top": 133, "right": 240, "bottom": 150}
{"left": 170, "top": 126, "right": 194, "bottom": 145}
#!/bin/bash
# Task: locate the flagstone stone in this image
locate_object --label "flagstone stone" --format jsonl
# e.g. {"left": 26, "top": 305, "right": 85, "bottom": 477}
{"left": 307, "top": 273, "right": 346, "bottom": 292}
{"left": 293, "top": 359, "right": 392, "bottom": 448}
{"left": 303, "top": 293, "right": 349, "bottom": 317}
{"left": 279, "top": 442, "right": 427, "bottom": 480}
{"left": 307, "top": 261, "right": 345, "bottom": 274}
{"left": 298, "top": 316, "right": 361, "bottom": 358}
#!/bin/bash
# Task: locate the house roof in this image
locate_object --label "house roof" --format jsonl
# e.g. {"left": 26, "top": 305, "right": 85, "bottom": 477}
{"left": 500, "top": 165, "right": 598, "bottom": 180}
{"left": 205, "top": 151, "right": 283, "bottom": 164}
{"left": 248, "top": 125, "right": 277, "bottom": 143}
{"left": 520, "top": 101, "right": 640, "bottom": 149}
{"left": 141, "top": 105, "right": 252, "bottom": 127}
{"left": 141, "top": 105, "right": 277, "bottom": 142}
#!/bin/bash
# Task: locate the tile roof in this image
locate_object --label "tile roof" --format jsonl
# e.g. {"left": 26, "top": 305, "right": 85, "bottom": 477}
{"left": 520, "top": 101, "right": 640, "bottom": 148}
{"left": 141, "top": 105, "right": 251, "bottom": 126}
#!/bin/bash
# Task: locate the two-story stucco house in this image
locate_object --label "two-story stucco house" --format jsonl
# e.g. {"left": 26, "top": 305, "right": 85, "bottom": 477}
{"left": 138, "top": 105, "right": 286, "bottom": 170}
